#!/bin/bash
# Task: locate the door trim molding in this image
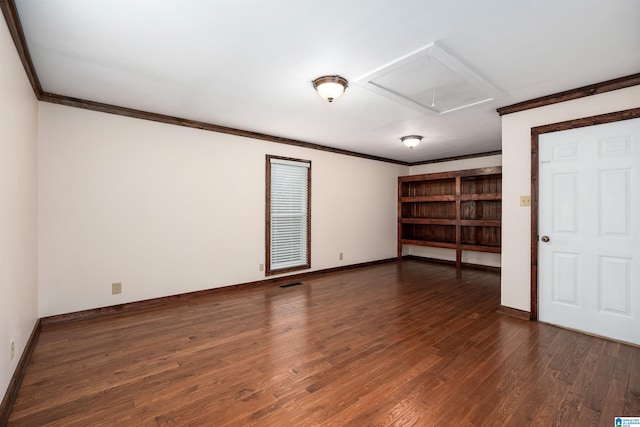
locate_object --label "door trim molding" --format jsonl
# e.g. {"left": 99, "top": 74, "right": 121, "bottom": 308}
{"left": 529, "top": 107, "right": 640, "bottom": 320}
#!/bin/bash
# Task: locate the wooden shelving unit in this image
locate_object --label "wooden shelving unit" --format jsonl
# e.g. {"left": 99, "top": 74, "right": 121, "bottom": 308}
{"left": 398, "top": 167, "right": 502, "bottom": 270}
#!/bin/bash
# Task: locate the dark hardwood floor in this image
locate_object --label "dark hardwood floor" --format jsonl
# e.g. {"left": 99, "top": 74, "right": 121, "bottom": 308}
{"left": 8, "top": 260, "right": 640, "bottom": 426}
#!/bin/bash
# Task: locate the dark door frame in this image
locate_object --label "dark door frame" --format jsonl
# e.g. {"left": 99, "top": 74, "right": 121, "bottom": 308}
{"left": 529, "top": 107, "right": 640, "bottom": 320}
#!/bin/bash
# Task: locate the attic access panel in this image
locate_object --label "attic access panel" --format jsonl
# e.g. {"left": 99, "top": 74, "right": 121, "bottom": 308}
{"left": 355, "top": 43, "right": 504, "bottom": 115}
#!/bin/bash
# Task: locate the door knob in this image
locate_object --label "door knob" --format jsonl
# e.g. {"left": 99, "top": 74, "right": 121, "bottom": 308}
{"left": 541, "top": 235, "right": 550, "bottom": 242}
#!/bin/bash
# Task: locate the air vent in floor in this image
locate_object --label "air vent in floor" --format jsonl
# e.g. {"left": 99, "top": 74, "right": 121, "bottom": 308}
{"left": 280, "top": 282, "right": 304, "bottom": 288}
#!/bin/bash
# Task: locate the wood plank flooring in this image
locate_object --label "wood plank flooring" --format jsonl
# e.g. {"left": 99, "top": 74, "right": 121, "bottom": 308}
{"left": 8, "top": 260, "right": 640, "bottom": 426}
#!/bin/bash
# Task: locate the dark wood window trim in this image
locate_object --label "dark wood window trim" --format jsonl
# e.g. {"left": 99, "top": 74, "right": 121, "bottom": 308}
{"left": 529, "top": 107, "right": 640, "bottom": 320}
{"left": 497, "top": 73, "right": 640, "bottom": 116}
{"left": 265, "top": 155, "right": 311, "bottom": 276}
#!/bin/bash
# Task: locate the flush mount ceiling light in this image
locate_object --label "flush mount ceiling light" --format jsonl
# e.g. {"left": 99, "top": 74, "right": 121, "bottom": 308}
{"left": 312, "top": 75, "right": 348, "bottom": 102}
{"left": 401, "top": 135, "right": 423, "bottom": 149}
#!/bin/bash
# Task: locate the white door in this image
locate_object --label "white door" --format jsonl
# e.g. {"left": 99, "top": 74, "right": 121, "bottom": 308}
{"left": 539, "top": 117, "right": 640, "bottom": 345}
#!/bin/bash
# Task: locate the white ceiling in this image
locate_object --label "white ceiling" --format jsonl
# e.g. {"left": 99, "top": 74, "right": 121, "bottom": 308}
{"left": 13, "top": 0, "right": 640, "bottom": 163}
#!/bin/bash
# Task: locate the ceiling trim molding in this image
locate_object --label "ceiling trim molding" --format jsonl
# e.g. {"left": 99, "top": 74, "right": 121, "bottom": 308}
{"left": 0, "top": 0, "right": 42, "bottom": 96}
{"left": 1, "top": 1, "right": 411, "bottom": 166}
{"left": 408, "top": 150, "right": 502, "bottom": 166}
{"left": 40, "top": 92, "right": 410, "bottom": 166}
{"left": 496, "top": 73, "right": 640, "bottom": 116}
{"left": 2, "top": 2, "right": 501, "bottom": 167}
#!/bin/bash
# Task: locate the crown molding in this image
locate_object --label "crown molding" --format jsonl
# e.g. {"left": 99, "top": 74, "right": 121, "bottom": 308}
{"left": 1, "top": 0, "right": 409, "bottom": 166}
{"left": 408, "top": 150, "right": 501, "bottom": 166}
{"left": 40, "top": 92, "right": 410, "bottom": 165}
{"left": 497, "top": 73, "right": 640, "bottom": 116}
{"left": 0, "top": 0, "right": 42, "bottom": 96}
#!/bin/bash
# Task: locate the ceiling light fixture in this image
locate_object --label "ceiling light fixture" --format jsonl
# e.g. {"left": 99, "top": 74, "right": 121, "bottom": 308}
{"left": 401, "top": 135, "right": 423, "bottom": 149}
{"left": 312, "top": 75, "right": 348, "bottom": 102}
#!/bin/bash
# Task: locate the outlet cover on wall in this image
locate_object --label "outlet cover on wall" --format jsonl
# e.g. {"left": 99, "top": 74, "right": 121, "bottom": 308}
{"left": 112, "top": 282, "right": 122, "bottom": 295}
{"left": 10, "top": 339, "right": 15, "bottom": 360}
{"left": 520, "top": 196, "right": 531, "bottom": 206}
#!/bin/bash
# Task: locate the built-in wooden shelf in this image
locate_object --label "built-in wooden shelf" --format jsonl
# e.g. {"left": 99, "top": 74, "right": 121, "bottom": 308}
{"left": 398, "top": 167, "right": 502, "bottom": 270}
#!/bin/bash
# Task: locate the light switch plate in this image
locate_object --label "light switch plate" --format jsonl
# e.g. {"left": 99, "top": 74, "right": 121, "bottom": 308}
{"left": 520, "top": 196, "right": 531, "bottom": 206}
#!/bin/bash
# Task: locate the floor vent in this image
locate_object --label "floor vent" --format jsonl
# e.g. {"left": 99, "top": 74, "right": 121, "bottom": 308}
{"left": 280, "top": 282, "right": 304, "bottom": 288}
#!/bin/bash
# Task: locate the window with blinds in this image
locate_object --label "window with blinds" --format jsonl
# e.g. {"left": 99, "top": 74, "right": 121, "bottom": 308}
{"left": 266, "top": 156, "right": 311, "bottom": 275}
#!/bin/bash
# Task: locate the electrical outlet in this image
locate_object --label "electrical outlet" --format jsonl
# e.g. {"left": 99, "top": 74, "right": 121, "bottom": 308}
{"left": 520, "top": 196, "right": 531, "bottom": 207}
{"left": 112, "top": 282, "right": 122, "bottom": 295}
{"left": 339, "top": 252, "right": 344, "bottom": 261}
{"left": 10, "top": 339, "right": 14, "bottom": 360}
{"left": 259, "top": 263, "right": 264, "bottom": 272}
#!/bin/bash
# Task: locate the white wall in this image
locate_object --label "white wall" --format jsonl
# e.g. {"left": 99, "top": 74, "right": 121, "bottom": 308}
{"left": 38, "top": 103, "right": 408, "bottom": 317}
{"left": 0, "top": 19, "right": 39, "bottom": 397}
{"left": 406, "top": 154, "right": 502, "bottom": 267}
{"left": 501, "top": 85, "right": 640, "bottom": 311}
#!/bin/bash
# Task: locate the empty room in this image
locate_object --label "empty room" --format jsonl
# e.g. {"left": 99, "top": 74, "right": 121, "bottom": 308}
{"left": 1, "top": 0, "right": 639, "bottom": 425}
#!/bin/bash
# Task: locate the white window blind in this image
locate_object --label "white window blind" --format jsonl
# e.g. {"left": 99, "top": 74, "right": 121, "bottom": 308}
{"left": 269, "top": 158, "right": 310, "bottom": 272}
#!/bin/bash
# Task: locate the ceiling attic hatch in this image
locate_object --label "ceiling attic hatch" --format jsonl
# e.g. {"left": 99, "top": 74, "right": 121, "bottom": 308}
{"left": 355, "top": 42, "right": 504, "bottom": 115}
